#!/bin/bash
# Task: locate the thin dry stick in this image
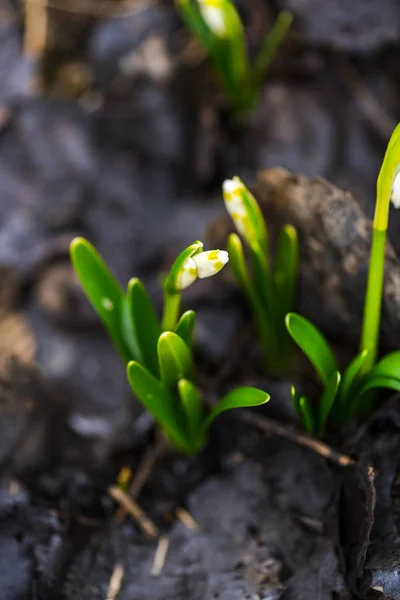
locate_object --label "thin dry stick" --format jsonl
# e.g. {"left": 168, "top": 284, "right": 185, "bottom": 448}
{"left": 109, "top": 486, "right": 159, "bottom": 539}
{"left": 114, "top": 435, "right": 167, "bottom": 523}
{"left": 176, "top": 507, "right": 201, "bottom": 532}
{"left": 151, "top": 535, "right": 169, "bottom": 577}
{"left": 106, "top": 563, "right": 124, "bottom": 600}
{"left": 337, "top": 55, "right": 395, "bottom": 140}
{"left": 24, "top": 0, "right": 48, "bottom": 58}
{"left": 240, "top": 410, "right": 354, "bottom": 467}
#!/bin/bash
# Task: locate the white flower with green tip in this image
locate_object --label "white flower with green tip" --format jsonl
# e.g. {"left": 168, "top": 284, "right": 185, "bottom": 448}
{"left": 176, "top": 250, "right": 229, "bottom": 290}
{"left": 192, "top": 249, "right": 229, "bottom": 278}
{"left": 223, "top": 177, "right": 265, "bottom": 248}
{"left": 198, "top": 0, "right": 228, "bottom": 36}
{"left": 176, "top": 257, "right": 198, "bottom": 291}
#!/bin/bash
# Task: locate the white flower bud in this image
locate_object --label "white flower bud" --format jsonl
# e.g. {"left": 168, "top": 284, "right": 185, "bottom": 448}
{"left": 391, "top": 172, "right": 400, "bottom": 209}
{"left": 198, "top": 0, "right": 227, "bottom": 36}
{"left": 176, "top": 257, "right": 198, "bottom": 290}
{"left": 192, "top": 250, "right": 229, "bottom": 278}
{"left": 223, "top": 178, "right": 249, "bottom": 239}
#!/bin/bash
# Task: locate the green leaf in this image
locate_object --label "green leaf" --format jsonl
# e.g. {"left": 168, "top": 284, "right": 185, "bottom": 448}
{"left": 290, "top": 385, "right": 301, "bottom": 415}
{"left": 370, "top": 351, "right": 400, "bottom": 380}
{"left": 355, "top": 375, "right": 400, "bottom": 406}
{"left": 236, "top": 178, "right": 268, "bottom": 253}
{"left": 318, "top": 371, "right": 341, "bottom": 436}
{"left": 252, "top": 11, "right": 292, "bottom": 95}
{"left": 120, "top": 296, "right": 141, "bottom": 362}
{"left": 175, "top": 310, "right": 196, "bottom": 349}
{"left": 291, "top": 386, "right": 315, "bottom": 434}
{"left": 163, "top": 241, "right": 203, "bottom": 294}
{"left": 178, "top": 379, "right": 205, "bottom": 452}
{"left": 127, "top": 361, "right": 188, "bottom": 452}
{"left": 127, "top": 278, "right": 160, "bottom": 377}
{"left": 205, "top": 386, "right": 269, "bottom": 428}
{"left": 70, "top": 237, "right": 131, "bottom": 363}
{"left": 274, "top": 224, "right": 299, "bottom": 317}
{"left": 285, "top": 313, "right": 338, "bottom": 386}
{"left": 158, "top": 331, "right": 193, "bottom": 392}
{"left": 298, "top": 396, "right": 315, "bottom": 435}
{"left": 338, "top": 350, "right": 369, "bottom": 407}
{"left": 227, "top": 233, "right": 251, "bottom": 290}
{"left": 227, "top": 233, "right": 276, "bottom": 367}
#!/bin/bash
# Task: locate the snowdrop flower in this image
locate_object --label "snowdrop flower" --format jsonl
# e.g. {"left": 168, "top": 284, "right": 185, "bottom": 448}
{"left": 391, "top": 172, "right": 400, "bottom": 209}
{"left": 192, "top": 249, "right": 229, "bottom": 278}
{"left": 176, "top": 256, "right": 198, "bottom": 291}
{"left": 223, "top": 177, "right": 262, "bottom": 246}
{"left": 175, "top": 250, "right": 229, "bottom": 290}
{"left": 198, "top": 0, "right": 228, "bottom": 37}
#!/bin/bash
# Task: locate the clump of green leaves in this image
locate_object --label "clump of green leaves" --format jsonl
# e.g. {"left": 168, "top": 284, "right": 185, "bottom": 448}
{"left": 176, "top": 0, "right": 292, "bottom": 112}
{"left": 223, "top": 177, "right": 299, "bottom": 373}
{"left": 70, "top": 237, "right": 269, "bottom": 454}
{"left": 287, "top": 122, "right": 400, "bottom": 435}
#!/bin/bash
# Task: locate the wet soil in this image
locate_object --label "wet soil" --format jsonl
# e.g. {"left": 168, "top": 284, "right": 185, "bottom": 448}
{"left": 2, "top": 0, "right": 400, "bottom": 598}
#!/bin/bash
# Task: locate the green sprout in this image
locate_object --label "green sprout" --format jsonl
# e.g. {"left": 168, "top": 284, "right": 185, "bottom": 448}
{"left": 70, "top": 237, "right": 269, "bottom": 454}
{"left": 286, "top": 123, "right": 400, "bottom": 436}
{"left": 223, "top": 176, "right": 299, "bottom": 373}
{"left": 176, "top": 0, "right": 292, "bottom": 112}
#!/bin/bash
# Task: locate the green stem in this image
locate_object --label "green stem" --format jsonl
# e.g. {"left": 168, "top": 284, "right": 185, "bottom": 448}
{"left": 251, "top": 11, "right": 292, "bottom": 101}
{"left": 162, "top": 291, "right": 181, "bottom": 331}
{"left": 360, "top": 227, "right": 386, "bottom": 371}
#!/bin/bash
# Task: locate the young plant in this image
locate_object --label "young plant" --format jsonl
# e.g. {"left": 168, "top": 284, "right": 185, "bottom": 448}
{"left": 176, "top": 0, "right": 292, "bottom": 112}
{"left": 223, "top": 176, "right": 299, "bottom": 373}
{"left": 286, "top": 123, "right": 400, "bottom": 436}
{"left": 70, "top": 237, "right": 269, "bottom": 454}
{"left": 70, "top": 238, "right": 228, "bottom": 370}
{"left": 127, "top": 342, "right": 269, "bottom": 454}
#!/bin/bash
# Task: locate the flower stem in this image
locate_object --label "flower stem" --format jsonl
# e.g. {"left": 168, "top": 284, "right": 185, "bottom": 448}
{"left": 360, "top": 221, "right": 387, "bottom": 372}
{"left": 162, "top": 291, "right": 181, "bottom": 332}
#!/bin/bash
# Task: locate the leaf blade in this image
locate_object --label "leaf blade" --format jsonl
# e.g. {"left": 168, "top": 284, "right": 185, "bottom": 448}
{"left": 205, "top": 387, "right": 269, "bottom": 428}
{"left": 158, "top": 331, "right": 193, "bottom": 392}
{"left": 178, "top": 379, "right": 205, "bottom": 453}
{"left": 286, "top": 313, "right": 338, "bottom": 386}
{"left": 318, "top": 371, "right": 341, "bottom": 436}
{"left": 274, "top": 224, "right": 299, "bottom": 318}
{"left": 127, "top": 361, "right": 188, "bottom": 452}
{"left": 175, "top": 310, "right": 196, "bottom": 349}
{"left": 70, "top": 237, "right": 131, "bottom": 363}
{"left": 127, "top": 278, "right": 160, "bottom": 376}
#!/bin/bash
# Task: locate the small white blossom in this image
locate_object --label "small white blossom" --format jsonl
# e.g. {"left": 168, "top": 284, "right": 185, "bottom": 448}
{"left": 175, "top": 257, "right": 198, "bottom": 290}
{"left": 391, "top": 172, "right": 400, "bottom": 209}
{"left": 198, "top": 0, "right": 227, "bottom": 37}
{"left": 192, "top": 250, "right": 229, "bottom": 278}
{"left": 223, "top": 178, "right": 249, "bottom": 239}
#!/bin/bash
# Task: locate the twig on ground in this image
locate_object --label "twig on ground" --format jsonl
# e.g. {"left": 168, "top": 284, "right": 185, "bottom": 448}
{"left": 151, "top": 535, "right": 169, "bottom": 577}
{"left": 240, "top": 410, "right": 354, "bottom": 466}
{"left": 24, "top": 0, "right": 48, "bottom": 60}
{"left": 109, "top": 486, "right": 159, "bottom": 539}
{"left": 106, "top": 563, "right": 124, "bottom": 600}
{"left": 114, "top": 435, "right": 168, "bottom": 523}
{"left": 176, "top": 507, "right": 201, "bottom": 531}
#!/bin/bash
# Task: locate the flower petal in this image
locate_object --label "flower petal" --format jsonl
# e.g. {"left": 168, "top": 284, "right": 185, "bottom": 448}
{"left": 176, "top": 257, "right": 198, "bottom": 290}
{"left": 192, "top": 250, "right": 229, "bottom": 278}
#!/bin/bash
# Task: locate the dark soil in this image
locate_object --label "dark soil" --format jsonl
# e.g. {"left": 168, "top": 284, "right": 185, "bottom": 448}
{"left": 1, "top": 0, "right": 400, "bottom": 598}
